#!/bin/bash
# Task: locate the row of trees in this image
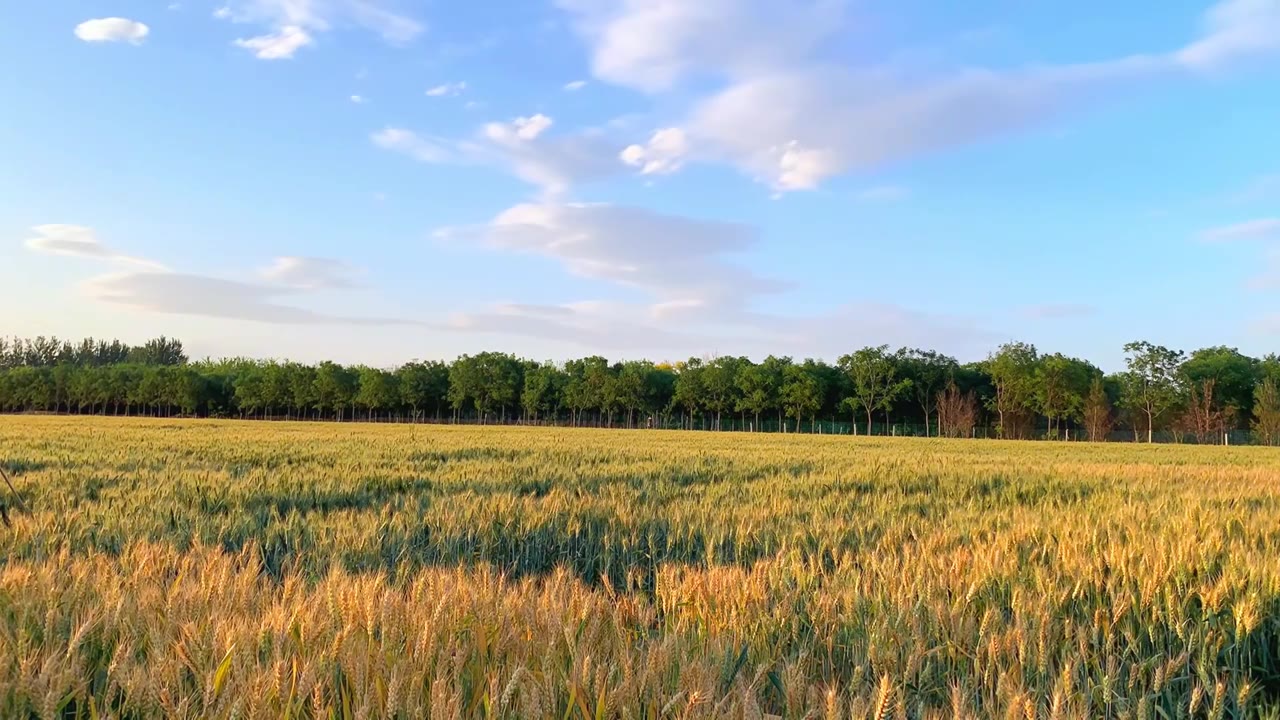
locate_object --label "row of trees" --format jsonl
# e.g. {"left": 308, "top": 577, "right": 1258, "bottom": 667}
{"left": 0, "top": 336, "right": 187, "bottom": 369}
{"left": 2, "top": 335, "right": 1279, "bottom": 444}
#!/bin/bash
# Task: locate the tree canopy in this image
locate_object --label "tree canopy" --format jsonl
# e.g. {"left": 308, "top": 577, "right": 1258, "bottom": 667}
{"left": 2, "top": 334, "right": 1277, "bottom": 443}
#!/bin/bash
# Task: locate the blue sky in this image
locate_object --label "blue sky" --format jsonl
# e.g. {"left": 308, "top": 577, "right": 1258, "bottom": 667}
{"left": 2, "top": 0, "right": 1278, "bottom": 369}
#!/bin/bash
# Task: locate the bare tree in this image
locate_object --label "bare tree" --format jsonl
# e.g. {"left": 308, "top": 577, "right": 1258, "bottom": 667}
{"left": 1082, "top": 377, "right": 1113, "bottom": 441}
{"left": 936, "top": 381, "right": 978, "bottom": 439}
{"left": 1252, "top": 377, "right": 1280, "bottom": 446}
{"left": 1182, "top": 378, "right": 1232, "bottom": 444}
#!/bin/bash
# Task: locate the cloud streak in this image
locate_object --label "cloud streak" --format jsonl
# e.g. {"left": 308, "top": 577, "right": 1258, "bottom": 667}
{"left": 23, "top": 225, "right": 413, "bottom": 327}
{"left": 85, "top": 271, "right": 417, "bottom": 326}
{"left": 25, "top": 225, "right": 164, "bottom": 269}
{"left": 1202, "top": 218, "right": 1280, "bottom": 242}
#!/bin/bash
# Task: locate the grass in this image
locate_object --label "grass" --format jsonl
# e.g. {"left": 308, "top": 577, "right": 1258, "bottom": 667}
{"left": 1, "top": 415, "right": 1278, "bottom": 718}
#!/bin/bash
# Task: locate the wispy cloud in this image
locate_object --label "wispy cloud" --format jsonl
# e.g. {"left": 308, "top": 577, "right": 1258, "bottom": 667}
{"left": 25, "top": 225, "right": 164, "bottom": 270}
{"left": 437, "top": 199, "right": 995, "bottom": 355}
{"left": 23, "top": 225, "right": 412, "bottom": 326}
{"left": 218, "top": 0, "right": 423, "bottom": 59}
{"left": 426, "top": 81, "right": 468, "bottom": 97}
{"left": 234, "top": 26, "right": 313, "bottom": 59}
{"left": 1201, "top": 218, "right": 1280, "bottom": 242}
{"left": 375, "top": 116, "right": 625, "bottom": 197}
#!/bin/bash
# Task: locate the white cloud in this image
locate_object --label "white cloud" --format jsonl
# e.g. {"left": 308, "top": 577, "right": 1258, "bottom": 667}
{"left": 259, "top": 256, "right": 363, "bottom": 289}
{"left": 483, "top": 114, "right": 553, "bottom": 141}
{"left": 440, "top": 202, "right": 782, "bottom": 309}
{"left": 491, "top": 130, "right": 621, "bottom": 193}
{"left": 234, "top": 26, "right": 313, "bottom": 59}
{"left": 1201, "top": 218, "right": 1280, "bottom": 242}
{"left": 350, "top": 94, "right": 367, "bottom": 104}
{"left": 75, "top": 18, "right": 150, "bottom": 44}
{"left": 218, "top": 0, "right": 422, "bottom": 58}
{"left": 684, "top": 58, "right": 1166, "bottom": 191}
{"left": 620, "top": 127, "right": 688, "bottom": 175}
{"left": 24, "top": 224, "right": 411, "bottom": 325}
{"left": 561, "top": 0, "right": 1280, "bottom": 192}
{"left": 563, "top": 80, "right": 588, "bottom": 91}
{"left": 426, "top": 81, "right": 467, "bottom": 97}
{"left": 1177, "top": 0, "right": 1280, "bottom": 70}
{"left": 85, "top": 271, "right": 414, "bottom": 325}
{"left": 24, "top": 225, "right": 163, "bottom": 269}
{"left": 437, "top": 200, "right": 996, "bottom": 356}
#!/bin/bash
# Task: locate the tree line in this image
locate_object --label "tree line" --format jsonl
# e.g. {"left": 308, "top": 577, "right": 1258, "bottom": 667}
{"left": 2, "top": 335, "right": 1279, "bottom": 444}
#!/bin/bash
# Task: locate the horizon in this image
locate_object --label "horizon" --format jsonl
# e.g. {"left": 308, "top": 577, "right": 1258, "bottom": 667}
{"left": 3, "top": 1, "right": 1279, "bottom": 371}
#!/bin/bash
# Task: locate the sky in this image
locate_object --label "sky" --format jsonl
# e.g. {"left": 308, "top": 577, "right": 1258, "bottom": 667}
{"left": 1, "top": 0, "right": 1278, "bottom": 370}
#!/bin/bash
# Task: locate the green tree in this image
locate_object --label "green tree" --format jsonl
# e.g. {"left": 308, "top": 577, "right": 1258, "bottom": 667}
{"left": 895, "top": 348, "right": 956, "bottom": 437}
{"left": 613, "top": 361, "right": 653, "bottom": 428}
{"left": 288, "top": 364, "right": 318, "bottom": 419}
{"left": 449, "top": 352, "right": 522, "bottom": 423}
{"left": 839, "top": 345, "right": 911, "bottom": 435}
{"left": 986, "top": 342, "right": 1040, "bottom": 439}
{"left": 127, "top": 336, "right": 188, "bottom": 366}
{"left": 520, "top": 363, "right": 563, "bottom": 423}
{"left": 644, "top": 363, "right": 678, "bottom": 427}
{"left": 1035, "top": 354, "right": 1096, "bottom": 438}
{"left": 1120, "top": 341, "right": 1186, "bottom": 443}
{"left": 1179, "top": 346, "right": 1258, "bottom": 429}
{"left": 399, "top": 361, "right": 450, "bottom": 422}
{"left": 108, "top": 365, "right": 139, "bottom": 415}
{"left": 173, "top": 367, "right": 208, "bottom": 416}
{"left": 1252, "top": 377, "right": 1280, "bottom": 446}
{"left": 313, "top": 361, "right": 357, "bottom": 421}
{"left": 671, "top": 359, "right": 706, "bottom": 429}
{"left": 355, "top": 367, "right": 399, "bottom": 421}
{"left": 561, "top": 357, "right": 609, "bottom": 426}
{"left": 735, "top": 357, "right": 782, "bottom": 431}
{"left": 780, "top": 362, "right": 823, "bottom": 433}
{"left": 702, "top": 356, "right": 744, "bottom": 430}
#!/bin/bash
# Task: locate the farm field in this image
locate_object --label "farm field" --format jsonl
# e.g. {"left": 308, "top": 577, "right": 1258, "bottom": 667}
{"left": 1, "top": 416, "right": 1279, "bottom": 718}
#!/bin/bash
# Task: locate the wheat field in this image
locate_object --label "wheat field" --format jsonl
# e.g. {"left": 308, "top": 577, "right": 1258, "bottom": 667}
{"left": 0, "top": 416, "right": 1277, "bottom": 719}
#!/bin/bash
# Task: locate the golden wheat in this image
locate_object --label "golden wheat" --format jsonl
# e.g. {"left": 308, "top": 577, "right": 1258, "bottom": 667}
{"left": 0, "top": 415, "right": 1278, "bottom": 718}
